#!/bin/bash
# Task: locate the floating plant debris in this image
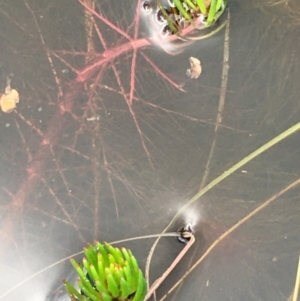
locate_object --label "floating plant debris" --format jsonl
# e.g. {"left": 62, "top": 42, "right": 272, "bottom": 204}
{"left": 177, "top": 222, "right": 195, "bottom": 244}
{"left": 186, "top": 56, "right": 202, "bottom": 79}
{"left": 0, "top": 77, "right": 19, "bottom": 113}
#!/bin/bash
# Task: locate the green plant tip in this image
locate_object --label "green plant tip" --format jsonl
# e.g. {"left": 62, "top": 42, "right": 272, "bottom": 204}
{"left": 64, "top": 242, "right": 147, "bottom": 301}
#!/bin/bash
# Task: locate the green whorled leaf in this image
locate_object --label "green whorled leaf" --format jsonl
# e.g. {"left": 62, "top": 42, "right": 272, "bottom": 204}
{"left": 114, "top": 247, "right": 125, "bottom": 264}
{"left": 119, "top": 277, "right": 131, "bottom": 300}
{"left": 64, "top": 279, "right": 84, "bottom": 301}
{"left": 108, "top": 254, "right": 116, "bottom": 265}
{"left": 105, "top": 243, "right": 117, "bottom": 259}
{"left": 216, "top": 0, "right": 224, "bottom": 11}
{"left": 82, "top": 258, "right": 93, "bottom": 281}
{"left": 71, "top": 259, "right": 93, "bottom": 289}
{"left": 96, "top": 242, "right": 109, "bottom": 268}
{"left": 97, "top": 253, "right": 106, "bottom": 284}
{"left": 121, "top": 248, "right": 131, "bottom": 264}
{"left": 105, "top": 243, "right": 124, "bottom": 263}
{"left": 106, "top": 271, "right": 120, "bottom": 298}
{"left": 184, "top": 0, "right": 197, "bottom": 10}
{"left": 95, "top": 280, "right": 109, "bottom": 296}
{"left": 101, "top": 291, "right": 113, "bottom": 301}
{"left": 112, "top": 266, "right": 123, "bottom": 285}
{"left": 207, "top": 0, "right": 217, "bottom": 24}
{"left": 78, "top": 280, "right": 99, "bottom": 301}
{"left": 128, "top": 251, "right": 139, "bottom": 274}
{"left": 70, "top": 259, "right": 97, "bottom": 298}
{"left": 117, "top": 256, "right": 125, "bottom": 267}
{"left": 131, "top": 269, "right": 147, "bottom": 301}
{"left": 122, "top": 249, "right": 139, "bottom": 291}
{"left": 108, "top": 262, "right": 115, "bottom": 276}
{"left": 84, "top": 244, "right": 98, "bottom": 268}
{"left": 214, "top": 0, "right": 227, "bottom": 21}
{"left": 90, "top": 264, "right": 101, "bottom": 284}
{"left": 173, "top": 0, "right": 192, "bottom": 20}
{"left": 194, "top": 0, "right": 207, "bottom": 14}
{"left": 157, "top": 3, "right": 179, "bottom": 34}
{"left": 123, "top": 261, "right": 135, "bottom": 294}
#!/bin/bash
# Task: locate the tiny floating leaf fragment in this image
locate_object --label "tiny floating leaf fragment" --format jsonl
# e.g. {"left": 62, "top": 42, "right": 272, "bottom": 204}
{"left": 186, "top": 57, "right": 202, "bottom": 79}
{"left": 0, "top": 77, "right": 19, "bottom": 113}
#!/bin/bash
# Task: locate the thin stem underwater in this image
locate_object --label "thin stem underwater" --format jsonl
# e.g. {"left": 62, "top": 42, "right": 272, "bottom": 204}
{"left": 0, "top": 233, "right": 186, "bottom": 299}
{"left": 292, "top": 253, "right": 300, "bottom": 301}
{"left": 168, "top": 121, "right": 300, "bottom": 231}
{"left": 160, "top": 178, "right": 300, "bottom": 301}
{"left": 146, "top": 121, "right": 300, "bottom": 290}
{"left": 145, "top": 235, "right": 195, "bottom": 301}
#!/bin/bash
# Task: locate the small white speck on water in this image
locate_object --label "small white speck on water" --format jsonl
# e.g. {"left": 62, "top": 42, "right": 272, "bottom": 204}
{"left": 5, "top": 123, "right": 10, "bottom": 128}
{"left": 206, "top": 280, "right": 209, "bottom": 287}
{"left": 38, "top": 107, "right": 42, "bottom": 112}
{"left": 241, "top": 170, "right": 247, "bottom": 173}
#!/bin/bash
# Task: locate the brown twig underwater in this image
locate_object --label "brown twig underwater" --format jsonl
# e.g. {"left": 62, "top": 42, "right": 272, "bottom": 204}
{"left": 145, "top": 231, "right": 195, "bottom": 301}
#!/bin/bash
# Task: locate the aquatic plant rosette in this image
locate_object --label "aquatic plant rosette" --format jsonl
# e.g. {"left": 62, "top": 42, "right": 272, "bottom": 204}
{"left": 155, "top": 0, "right": 228, "bottom": 35}
{"left": 64, "top": 242, "right": 147, "bottom": 301}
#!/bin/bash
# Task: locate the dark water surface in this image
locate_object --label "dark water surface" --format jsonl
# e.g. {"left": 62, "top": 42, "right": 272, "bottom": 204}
{"left": 0, "top": 0, "right": 299, "bottom": 300}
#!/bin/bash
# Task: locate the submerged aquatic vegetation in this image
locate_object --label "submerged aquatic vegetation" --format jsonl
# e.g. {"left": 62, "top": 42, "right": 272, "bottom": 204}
{"left": 142, "top": 0, "right": 227, "bottom": 37}
{"left": 64, "top": 242, "right": 147, "bottom": 301}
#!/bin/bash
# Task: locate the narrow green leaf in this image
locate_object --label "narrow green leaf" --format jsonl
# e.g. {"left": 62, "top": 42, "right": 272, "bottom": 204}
{"left": 158, "top": 4, "right": 178, "bottom": 34}
{"left": 101, "top": 291, "right": 112, "bottom": 301}
{"left": 195, "top": 0, "right": 207, "bottom": 14}
{"left": 123, "top": 261, "right": 135, "bottom": 294}
{"left": 207, "top": 0, "right": 217, "bottom": 24}
{"left": 96, "top": 242, "right": 109, "bottom": 268}
{"left": 130, "top": 270, "right": 147, "bottom": 301}
{"left": 119, "top": 277, "right": 131, "bottom": 300}
{"left": 82, "top": 258, "right": 93, "bottom": 281}
{"left": 105, "top": 243, "right": 119, "bottom": 262}
{"left": 184, "top": 0, "right": 197, "bottom": 10}
{"left": 90, "top": 264, "right": 101, "bottom": 284}
{"left": 70, "top": 259, "right": 97, "bottom": 297}
{"left": 70, "top": 259, "right": 87, "bottom": 282}
{"left": 108, "top": 254, "right": 116, "bottom": 265}
{"left": 97, "top": 254, "right": 106, "bottom": 284}
{"left": 216, "top": 0, "right": 223, "bottom": 11}
{"left": 106, "top": 272, "right": 119, "bottom": 298}
{"left": 78, "top": 281, "right": 99, "bottom": 301}
{"left": 128, "top": 250, "right": 140, "bottom": 273}
{"left": 64, "top": 279, "right": 84, "bottom": 300}
{"left": 95, "top": 280, "right": 109, "bottom": 295}
{"left": 173, "top": 0, "right": 192, "bottom": 20}
{"left": 84, "top": 244, "right": 98, "bottom": 268}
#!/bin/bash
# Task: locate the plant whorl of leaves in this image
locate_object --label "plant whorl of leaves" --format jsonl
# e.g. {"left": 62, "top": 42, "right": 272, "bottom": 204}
{"left": 159, "top": 0, "right": 227, "bottom": 35}
{"left": 63, "top": 242, "right": 147, "bottom": 301}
